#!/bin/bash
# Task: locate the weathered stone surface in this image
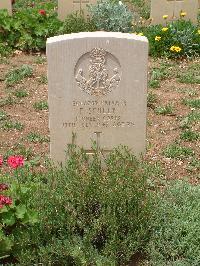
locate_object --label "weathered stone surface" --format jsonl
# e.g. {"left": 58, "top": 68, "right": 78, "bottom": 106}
{"left": 0, "top": 0, "right": 12, "bottom": 15}
{"left": 47, "top": 32, "right": 148, "bottom": 163}
{"left": 58, "top": 0, "right": 97, "bottom": 20}
{"left": 151, "top": 0, "right": 198, "bottom": 25}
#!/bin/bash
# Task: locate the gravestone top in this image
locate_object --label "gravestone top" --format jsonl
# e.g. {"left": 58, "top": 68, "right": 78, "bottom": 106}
{"left": 150, "top": 0, "right": 198, "bottom": 25}
{"left": 47, "top": 32, "right": 148, "bottom": 163}
{"left": 47, "top": 31, "right": 148, "bottom": 43}
{"left": 0, "top": 0, "right": 12, "bottom": 15}
{"left": 58, "top": 0, "right": 97, "bottom": 21}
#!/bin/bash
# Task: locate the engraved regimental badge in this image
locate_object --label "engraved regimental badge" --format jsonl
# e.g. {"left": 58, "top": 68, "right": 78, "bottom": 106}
{"left": 75, "top": 48, "right": 121, "bottom": 97}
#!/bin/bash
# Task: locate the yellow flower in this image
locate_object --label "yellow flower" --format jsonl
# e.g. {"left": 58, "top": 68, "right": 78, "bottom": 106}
{"left": 137, "top": 32, "right": 144, "bottom": 36}
{"left": 162, "top": 27, "right": 168, "bottom": 32}
{"left": 170, "top": 46, "right": 182, "bottom": 53}
{"left": 163, "top": 15, "right": 168, "bottom": 19}
{"left": 180, "top": 11, "right": 187, "bottom": 17}
{"left": 175, "top": 47, "right": 182, "bottom": 52}
{"left": 198, "top": 29, "right": 200, "bottom": 34}
{"left": 155, "top": 36, "right": 161, "bottom": 41}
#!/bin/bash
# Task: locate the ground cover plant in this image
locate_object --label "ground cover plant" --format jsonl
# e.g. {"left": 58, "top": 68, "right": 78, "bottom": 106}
{"left": 0, "top": 0, "right": 200, "bottom": 265}
{"left": 3, "top": 146, "right": 154, "bottom": 265}
{"left": 147, "top": 181, "right": 200, "bottom": 266}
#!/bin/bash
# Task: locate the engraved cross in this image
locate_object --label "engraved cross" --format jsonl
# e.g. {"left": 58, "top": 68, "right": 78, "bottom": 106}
{"left": 73, "top": 0, "right": 90, "bottom": 10}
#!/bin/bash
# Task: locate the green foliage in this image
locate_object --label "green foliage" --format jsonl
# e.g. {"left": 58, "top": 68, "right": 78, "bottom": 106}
{"left": 88, "top": 0, "right": 133, "bottom": 32}
{"left": 148, "top": 79, "right": 160, "bottom": 88}
{"left": 1, "top": 121, "right": 24, "bottom": 131}
{"left": 147, "top": 91, "right": 157, "bottom": 108}
{"left": 13, "top": 88, "right": 28, "bottom": 98}
{"left": 3, "top": 144, "right": 33, "bottom": 160}
{"left": 0, "top": 111, "right": 9, "bottom": 121}
{"left": 180, "top": 111, "right": 200, "bottom": 129}
{"left": 183, "top": 98, "right": 200, "bottom": 109}
{"left": 178, "top": 72, "right": 200, "bottom": 84}
{"left": 143, "top": 20, "right": 200, "bottom": 58}
{"left": 0, "top": 3, "right": 61, "bottom": 54}
{"left": 16, "top": 146, "right": 154, "bottom": 265}
{"left": 180, "top": 130, "right": 200, "bottom": 142}
{"left": 5, "top": 65, "right": 33, "bottom": 87}
{"left": 163, "top": 143, "right": 194, "bottom": 159}
{"left": 0, "top": 95, "right": 16, "bottom": 107}
{"left": 34, "top": 56, "right": 46, "bottom": 64}
{"left": 27, "top": 132, "right": 49, "bottom": 143}
{"left": 0, "top": 180, "right": 38, "bottom": 261}
{"left": 61, "top": 13, "right": 96, "bottom": 34}
{"left": 155, "top": 104, "right": 174, "bottom": 115}
{"left": 33, "top": 101, "right": 48, "bottom": 111}
{"left": 147, "top": 181, "right": 200, "bottom": 265}
{"left": 37, "top": 75, "right": 47, "bottom": 84}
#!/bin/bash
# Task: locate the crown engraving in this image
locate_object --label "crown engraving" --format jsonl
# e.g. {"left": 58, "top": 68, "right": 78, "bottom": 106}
{"left": 75, "top": 48, "right": 121, "bottom": 97}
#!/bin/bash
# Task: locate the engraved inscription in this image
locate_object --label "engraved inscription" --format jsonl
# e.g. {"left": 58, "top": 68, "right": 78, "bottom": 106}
{"left": 75, "top": 48, "right": 121, "bottom": 97}
{"left": 62, "top": 99, "right": 135, "bottom": 129}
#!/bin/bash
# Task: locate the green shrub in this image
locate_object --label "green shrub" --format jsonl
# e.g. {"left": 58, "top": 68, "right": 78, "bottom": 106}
{"left": 61, "top": 13, "right": 96, "bottom": 34}
{"left": 16, "top": 146, "right": 154, "bottom": 265}
{"left": 147, "top": 181, "right": 200, "bottom": 265}
{"left": 143, "top": 20, "right": 200, "bottom": 58}
{"left": 88, "top": 0, "right": 133, "bottom": 32}
{"left": 0, "top": 3, "right": 62, "bottom": 54}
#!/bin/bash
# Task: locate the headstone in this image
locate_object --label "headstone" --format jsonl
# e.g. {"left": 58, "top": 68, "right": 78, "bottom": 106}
{"left": 58, "top": 0, "right": 97, "bottom": 21}
{"left": 47, "top": 32, "right": 148, "bottom": 163}
{"left": 150, "top": 0, "right": 198, "bottom": 25}
{"left": 0, "top": 0, "right": 12, "bottom": 15}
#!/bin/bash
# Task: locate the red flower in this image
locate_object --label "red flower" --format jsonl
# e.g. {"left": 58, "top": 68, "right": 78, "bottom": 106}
{"left": 0, "top": 195, "right": 12, "bottom": 205}
{"left": 0, "top": 157, "right": 3, "bottom": 167}
{"left": 39, "top": 9, "right": 46, "bottom": 16}
{"left": 0, "top": 184, "right": 9, "bottom": 191}
{"left": 7, "top": 155, "right": 24, "bottom": 169}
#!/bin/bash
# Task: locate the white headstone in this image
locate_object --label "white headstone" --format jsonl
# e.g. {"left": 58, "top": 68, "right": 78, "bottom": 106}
{"left": 58, "top": 0, "right": 97, "bottom": 20}
{"left": 47, "top": 32, "right": 148, "bottom": 163}
{"left": 151, "top": 0, "right": 198, "bottom": 25}
{"left": 0, "top": 0, "right": 12, "bottom": 15}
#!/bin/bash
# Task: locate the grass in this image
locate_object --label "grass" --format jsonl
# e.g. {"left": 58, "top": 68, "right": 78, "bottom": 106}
{"left": 147, "top": 91, "right": 157, "bottom": 108}
{"left": 183, "top": 98, "right": 200, "bottom": 109}
{"left": 33, "top": 101, "right": 48, "bottom": 111}
{"left": 177, "top": 63, "right": 200, "bottom": 84}
{"left": 180, "top": 111, "right": 200, "bottom": 129}
{"left": 1, "top": 121, "right": 24, "bottom": 131}
{"left": 3, "top": 143, "right": 33, "bottom": 160}
{"left": 177, "top": 88, "right": 198, "bottom": 97}
{"left": 163, "top": 143, "right": 194, "bottom": 159}
{"left": 0, "top": 111, "right": 9, "bottom": 121}
{"left": 13, "top": 88, "right": 28, "bottom": 98}
{"left": 155, "top": 104, "right": 174, "bottom": 115}
{"left": 187, "top": 158, "right": 200, "bottom": 174}
{"left": 0, "top": 95, "right": 16, "bottom": 107}
{"left": 38, "top": 75, "right": 48, "bottom": 84}
{"left": 180, "top": 130, "right": 200, "bottom": 142}
{"left": 148, "top": 79, "right": 160, "bottom": 89}
{"left": 27, "top": 132, "right": 49, "bottom": 143}
{"left": 5, "top": 64, "right": 33, "bottom": 86}
{"left": 34, "top": 56, "right": 46, "bottom": 64}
